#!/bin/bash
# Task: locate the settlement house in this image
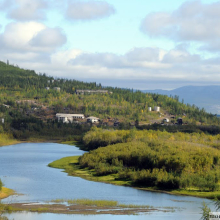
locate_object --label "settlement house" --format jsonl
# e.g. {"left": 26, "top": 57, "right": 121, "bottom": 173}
{"left": 154, "top": 106, "right": 160, "bottom": 112}
{"left": 177, "top": 118, "right": 183, "bottom": 125}
{"left": 54, "top": 87, "right": 61, "bottom": 92}
{"left": 87, "top": 116, "right": 99, "bottom": 123}
{"left": 75, "top": 90, "right": 112, "bottom": 95}
{"left": 163, "top": 118, "right": 169, "bottom": 123}
{"left": 56, "top": 113, "right": 85, "bottom": 123}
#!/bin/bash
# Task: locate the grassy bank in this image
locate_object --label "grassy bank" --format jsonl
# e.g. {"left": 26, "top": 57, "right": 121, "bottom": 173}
{"left": 0, "top": 187, "right": 14, "bottom": 199}
{"left": 48, "top": 156, "right": 220, "bottom": 199}
{"left": 48, "top": 156, "right": 131, "bottom": 186}
{"left": 0, "top": 134, "right": 19, "bottom": 147}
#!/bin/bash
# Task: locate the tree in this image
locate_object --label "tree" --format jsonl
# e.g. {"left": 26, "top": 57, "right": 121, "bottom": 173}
{"left": 201, "top": 202, "right": 211, "bottom": 220}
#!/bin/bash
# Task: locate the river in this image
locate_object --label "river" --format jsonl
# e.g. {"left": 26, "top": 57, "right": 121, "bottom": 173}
{"left": 0, "top": 143, "right": 215, "bottom": 220}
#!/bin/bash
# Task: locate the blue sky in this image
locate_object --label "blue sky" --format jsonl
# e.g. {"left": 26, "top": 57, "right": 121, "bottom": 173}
{"left": 0, "top": 0, "right": 220, "bottom": 90}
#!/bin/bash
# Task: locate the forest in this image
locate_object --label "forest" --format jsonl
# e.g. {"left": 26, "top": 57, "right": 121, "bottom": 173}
{"left": 79, "top": 128, "right": 220, "bottom": 191}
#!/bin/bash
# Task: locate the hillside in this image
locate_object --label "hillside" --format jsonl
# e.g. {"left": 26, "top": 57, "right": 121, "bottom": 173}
{"left": 142, "top": 86, "right": 220, "bottom": 114}
{"left": 0, "top": 61, "right": 219, "bottom": 140}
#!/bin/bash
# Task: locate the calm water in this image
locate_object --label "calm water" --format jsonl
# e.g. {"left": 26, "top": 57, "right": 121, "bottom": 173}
{"left": 0, "top": 143, "right": 215, "bottom": 220}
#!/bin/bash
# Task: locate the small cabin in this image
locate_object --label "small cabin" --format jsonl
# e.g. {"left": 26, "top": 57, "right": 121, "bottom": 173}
{"left": 76, "top": 89, "right": 111, "bottom": 95}
{"left": 3, "top": 104, "right": 10, "bottom": 108}
{"left": 163, "top": 118, "right": 169, "bottom": 123}
{"left": 87, "top": 116, "right": 99, "bottom": 123}
{"left": 54, "top": 87, "right": 60, "bottom": 92}
{"left": 154, "top": 106, "right": 160, "bottom": 112}
{"left": 177, "top": 118, "right": 183, "bottom": 125}
{"left": 56, "top": 113, "right": 85, "bottom": 123}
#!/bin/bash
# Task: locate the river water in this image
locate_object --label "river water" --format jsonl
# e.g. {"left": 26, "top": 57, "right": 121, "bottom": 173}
{"left": 0, "top": 143, "right": 215, "bottom": 220}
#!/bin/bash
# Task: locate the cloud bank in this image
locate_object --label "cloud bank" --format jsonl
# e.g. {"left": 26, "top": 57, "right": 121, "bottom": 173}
{"left": 0, "top": 0, "right": 48, "bottom": 21}
{"left": 66, "top": 1, "right": 115, "bottom": 21}
{"left": 141, "top": 0, "right": 220, "bottom": 51}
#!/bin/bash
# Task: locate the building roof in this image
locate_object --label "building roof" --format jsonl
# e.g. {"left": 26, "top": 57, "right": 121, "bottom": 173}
{"left": 56, "top": 113, "right": 84, "bottom": 117}
{"left": 87, "top": 116, "right": 99, "bottom": 120}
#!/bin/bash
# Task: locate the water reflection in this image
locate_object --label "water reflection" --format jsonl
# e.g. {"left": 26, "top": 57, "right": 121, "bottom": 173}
{"left": 5, "top": 212, "right": 202, "bottom": 220}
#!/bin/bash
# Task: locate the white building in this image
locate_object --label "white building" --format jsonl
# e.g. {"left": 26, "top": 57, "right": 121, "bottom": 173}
{"left": 3, "top": 104, "right": 10, "bottom": 108}
{"left": 163, "top": 118, "right": 169, "bottom": 123}
{"left": 148, "top": 107, "right": 152, "bottom": 112}
{"left": 54, "top": 87, "right": 60, "bottom": 92}
{"left": 56, "top": 113, "right": 85, "bottom": 123}
{"left": 154, "top": 106, "right": 160, "bottom": 112}
{"left": 87, "top": 116, "right": 99, "bottom": 123}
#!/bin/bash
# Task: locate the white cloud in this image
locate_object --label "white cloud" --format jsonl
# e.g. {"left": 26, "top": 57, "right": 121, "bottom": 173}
{"left": 66, "top": 1, "right": 115, "bottom": 21}
{"left": 0, "top": 0, "right": 48, "bottom": 21}
{"left": 30, "top": 27, "right": 67, "bottom": 48}
{"left": 0, "top": 22, "right": 66, "bottom": 53}
{"left": 0, "top": 22, "right": 45, "bottom": 51}
{"left": 65, "top": 47, "right": 203, "bottom": 80}
{"left": 162, "top": 49, "right": 200, "bottom": 63}
{"left": 140, "top": 0, "right": 220, "bottom": 52}
{"left": 0, "top": 0, "right": 14, "bottom": 10}
{"left": 51, "top": 49, "right": 82, "bottom": 65}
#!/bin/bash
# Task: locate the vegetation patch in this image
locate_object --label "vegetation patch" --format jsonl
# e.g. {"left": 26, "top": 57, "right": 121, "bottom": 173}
{"left": 0, "top": 187, "right": 14, "bottom": 199}
{"left": 50, "top": 129, "right": 220, "bottom": 198}
{"left": 0, "top": 134, "right": 19, "bottom": 147}
{"left": 0, "top": 199, "right": 175, "bottom": 215}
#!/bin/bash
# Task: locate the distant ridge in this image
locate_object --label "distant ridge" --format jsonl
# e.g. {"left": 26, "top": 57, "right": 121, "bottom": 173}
{"left": 142, "top": 85, "right": 220, "bottom": 114}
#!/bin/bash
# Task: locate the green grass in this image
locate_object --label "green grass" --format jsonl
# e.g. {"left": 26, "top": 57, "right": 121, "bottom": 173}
{"left": 170, "top": 189, "right": 220, "bottom": 199}
{"left": 50, "top": 198, "right": 152, "bottom": 208}
{"left": 0, "top": 134, "right": 19, "bottom": 147}
{"left": 52, "top": 199, "right": 118, "bottom": 207}
{"left": 29, "top": 207, "right": 50, "bottom": 212}
{"left": 49, "top": 156, "right": 220, "bottom": 199}
{"left": 48, "top": 156, "right": 131, "bottom": 186}
{"left": 0, "top": 187, "right": 14, "bottom": 199}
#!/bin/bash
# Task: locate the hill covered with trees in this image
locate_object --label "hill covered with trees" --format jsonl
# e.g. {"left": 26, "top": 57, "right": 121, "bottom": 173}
{"left": 0, "top": 60, "right": 219, "bottom": 141}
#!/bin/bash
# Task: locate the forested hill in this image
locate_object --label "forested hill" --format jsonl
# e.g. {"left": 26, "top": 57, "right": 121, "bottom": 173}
{"left": 0, "top": 61, "right": 100, "bottom": 93}
{"left": 0, "top": 60, "right": 219, "bottom": 140}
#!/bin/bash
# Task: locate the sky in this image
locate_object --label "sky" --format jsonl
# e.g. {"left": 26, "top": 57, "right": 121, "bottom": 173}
{"left": 0, "top": 0, "right": 220, "bottom": 90}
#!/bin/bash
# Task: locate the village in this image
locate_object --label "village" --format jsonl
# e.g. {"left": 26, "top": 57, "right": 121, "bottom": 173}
{"left": 0, "top": 95, "right": 184, "bottom": 128}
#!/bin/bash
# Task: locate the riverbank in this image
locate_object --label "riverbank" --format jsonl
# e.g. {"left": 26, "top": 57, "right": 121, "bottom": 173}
{"left": 0, "top": 187, "right": 14, "bottom": 199}
{"left": 48, "top": 156, "right": 220, "bottom": 200}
